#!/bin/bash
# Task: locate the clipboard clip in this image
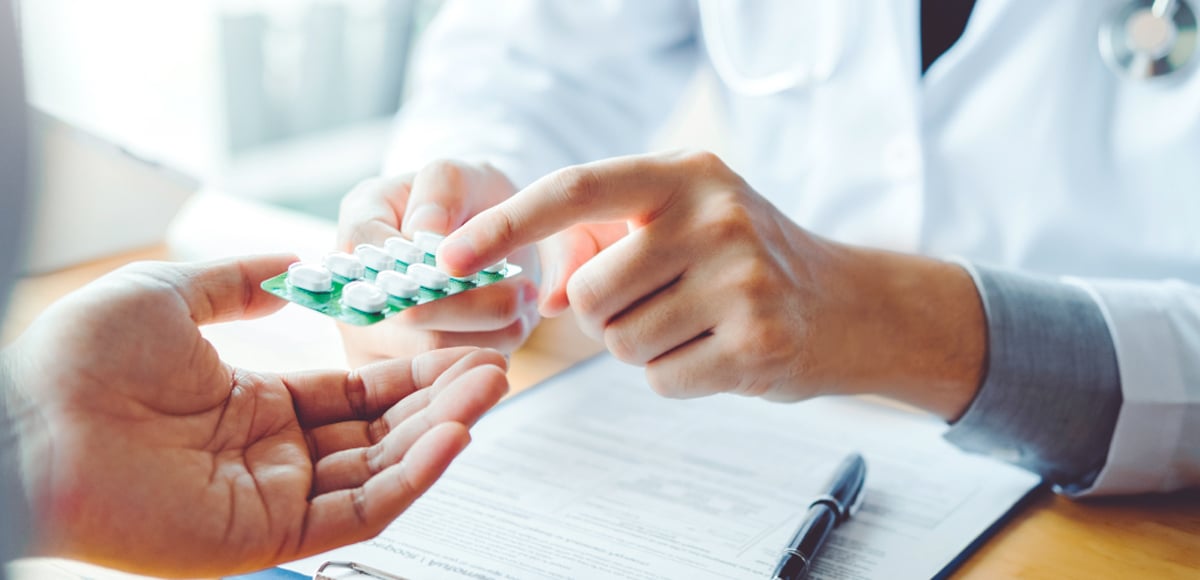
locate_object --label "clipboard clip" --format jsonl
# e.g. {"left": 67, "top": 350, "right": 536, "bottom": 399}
{"left": 314, "top": 561, "right": 411, "bottom": 580}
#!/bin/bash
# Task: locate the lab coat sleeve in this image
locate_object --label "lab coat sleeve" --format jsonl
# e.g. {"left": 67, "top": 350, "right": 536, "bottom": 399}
{"left": 383, "top": 0, "right": 701, "bottom": 188}
{"left": 944, "top": 264, "right": 1200, "bottom": 496}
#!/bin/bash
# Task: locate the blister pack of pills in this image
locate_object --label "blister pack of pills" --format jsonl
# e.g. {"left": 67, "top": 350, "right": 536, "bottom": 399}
{"left": 261, "top": 232, "right": 521, "bottom": 326}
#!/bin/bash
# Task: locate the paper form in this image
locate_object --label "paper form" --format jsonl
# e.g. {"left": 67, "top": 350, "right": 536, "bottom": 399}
{"left": 284, "top": 355, "right": 1040, "bottom": 580}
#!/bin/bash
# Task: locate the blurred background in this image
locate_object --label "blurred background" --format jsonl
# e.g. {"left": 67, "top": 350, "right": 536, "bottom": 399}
{"left": 22, "top": 0, "right": 440, "bottom": 216}
{"left": 15, "top": 0, "right": 724, "bottom": 273}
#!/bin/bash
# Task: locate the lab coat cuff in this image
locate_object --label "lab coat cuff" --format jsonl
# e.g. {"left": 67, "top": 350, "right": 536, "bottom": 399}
{"left": 1069, "top": 278, "right": 1197, "bottom": 495}
{"left": 942, "top": 263, "right": 1122, "bottom": 495}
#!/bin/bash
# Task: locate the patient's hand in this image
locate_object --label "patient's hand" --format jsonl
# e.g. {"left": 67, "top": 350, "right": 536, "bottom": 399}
{"left": 1, "top": 255, "right": 508, "bottom": 577}
{"left": 336, "top": 161, "right": 541, "bottom": 366}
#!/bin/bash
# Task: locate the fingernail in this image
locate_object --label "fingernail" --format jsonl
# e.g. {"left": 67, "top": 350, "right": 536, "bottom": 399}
{"left": 404, "top": 204, "right": 450, "bottom": 234}
{"left": 438, "top": 237, "right": 478, "bottom": 271}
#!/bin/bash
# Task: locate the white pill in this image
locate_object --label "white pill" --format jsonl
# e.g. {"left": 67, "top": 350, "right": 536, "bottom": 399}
{"left": 375, "top": 270, "right": 420, "bottom": 299}
{"left": 324, "top": 252, "right": 365, "bottom": 280}
{"left": 287, "top": 263, "right": 333, "bottom": 293}
{"left": 405, "top": 263, "right": 450, "bottom": 291}
{"left": 355, "top": 244, "right": 394, "bottom": 271}
{"left": 413, "top": 231, "right": 445, "bottom": 255}
{"left": 341, "top": 281, "right": 388, "bottom": 313}
{"left": 384, "top": 236, "right": 425, "bottom": 264}
{"left": 481, "top": 259, "right": 507, "bottom": 274}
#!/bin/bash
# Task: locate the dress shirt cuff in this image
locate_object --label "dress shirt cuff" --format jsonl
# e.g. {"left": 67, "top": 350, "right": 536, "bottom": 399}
{"left": 1075, "top": 278, "right": 1198, "bottom": 495}
{"left": 942, "top": 263, "right": 1122, "bottom": 495}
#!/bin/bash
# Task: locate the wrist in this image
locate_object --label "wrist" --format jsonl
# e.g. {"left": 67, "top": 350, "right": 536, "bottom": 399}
{"left": 846, "top": 248, "right": 987, "bottom": 421}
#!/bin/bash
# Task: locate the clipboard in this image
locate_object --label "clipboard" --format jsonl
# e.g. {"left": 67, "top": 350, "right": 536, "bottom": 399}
{"left": 240, "top": 354, "right": 1041, "bottom": 580}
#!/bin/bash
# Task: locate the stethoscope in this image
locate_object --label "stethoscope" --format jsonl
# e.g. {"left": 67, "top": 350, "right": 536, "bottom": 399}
{"left": 1101, "top": 0, "right": 1197, "bottom": 79}
{"left": 700, "top": 0, "right": 1198, "bottom": 96}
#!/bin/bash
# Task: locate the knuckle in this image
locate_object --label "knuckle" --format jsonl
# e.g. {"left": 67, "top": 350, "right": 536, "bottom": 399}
{"left": 730, "top": 320, "right": 788, "bottom": 370}
{"left": 705, "top": 197, "right": 756, "bottom": 243}
{"left": 645, "top": 366, "right": 686, "bottom": 399}
{"left": 350, "top": 486, "right": 371, "bottom": 528}
{"left": 342, "top": 369, "right": 370, "bottom": 418}
{"left": 730, "top": 259, "right": 776, "bottom": 294}
{"left": 603, "top": 326, "right": 643, "bottom": 365}
{"left": 421, "top": 159, "right": 469, "bottom": 190}
{"left": 564, "top": 274, "right": 606, "bottom": 333}
{"left": 680, "top": 149, "right": 726, "bottom": 171}
{"left": 553, "top": 166, "right": 601, "bottom": 203}
{"left": 488, "top": 206, "right": 521, "bottom": 248}
{"left": 733, "top": 376, "right": 773, "bottom": 398}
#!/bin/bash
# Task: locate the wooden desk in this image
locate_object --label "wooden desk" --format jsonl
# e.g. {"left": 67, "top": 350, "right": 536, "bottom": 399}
{"left": 5, "top": 249, "right": 1200, "bottom": 579}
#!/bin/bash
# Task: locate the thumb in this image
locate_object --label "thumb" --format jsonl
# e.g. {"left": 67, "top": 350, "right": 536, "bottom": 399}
{"left": 166, "top": 254, "right": 296, "bottom": 325}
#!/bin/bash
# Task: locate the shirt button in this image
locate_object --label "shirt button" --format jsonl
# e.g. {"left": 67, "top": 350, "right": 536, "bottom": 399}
{"left": 883, "top": 136, "right": 923, "bottom": 181}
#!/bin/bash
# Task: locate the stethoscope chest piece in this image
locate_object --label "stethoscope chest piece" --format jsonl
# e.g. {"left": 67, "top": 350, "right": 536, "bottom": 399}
{"left": 1101, "top": 0, "right": 1197, "bottom": 79}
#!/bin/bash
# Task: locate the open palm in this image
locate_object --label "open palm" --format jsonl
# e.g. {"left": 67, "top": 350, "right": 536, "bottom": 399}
{"left": 4, "top": 255, "right": 508, "bottom": 577}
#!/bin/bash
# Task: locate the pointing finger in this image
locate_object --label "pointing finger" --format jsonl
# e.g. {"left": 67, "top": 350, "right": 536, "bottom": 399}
{"left": 437, "top": 152, "right": 694, "bottom": 276}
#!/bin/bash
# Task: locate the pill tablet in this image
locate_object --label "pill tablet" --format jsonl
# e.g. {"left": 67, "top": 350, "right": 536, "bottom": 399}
{"left": 355, "top": 244, "right": 394, "bottom": 272}
{"left": 324, "top": 252, "right": 365, "bottom": 280}
{"left": 384, "top": 236, "right": 424, "bottom": 265}
{"left": 413, "top": 231, "right": 445, "bottom": 255}
{"left": 406, "top": 263, "right": 450, "bottom": 291}
{"left": 482, "top": 259, "right": 507, "bottom": 274}
{"left": 287, "top": 263, "right": 333, "bottom": 293}
{"left": 341, "top": 281, "right": 388, "bottom": 313}
{"left": 375, "top": 270, "right": 420, "bottom": 299}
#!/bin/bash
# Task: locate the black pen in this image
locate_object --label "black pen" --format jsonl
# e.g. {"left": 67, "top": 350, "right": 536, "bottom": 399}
{"left": 771, "top": 452, "right": 868, "bottom": 580}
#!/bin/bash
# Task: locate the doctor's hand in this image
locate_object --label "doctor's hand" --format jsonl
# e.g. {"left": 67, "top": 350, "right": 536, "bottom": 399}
{"left": 337, "top": 161, "right": 541, "bottom": 367}
{"left": 438, "top": 151, "right": 986, "bottom": 420}
{"left": 1, "top": 255, "right": 508, "bottom": 577}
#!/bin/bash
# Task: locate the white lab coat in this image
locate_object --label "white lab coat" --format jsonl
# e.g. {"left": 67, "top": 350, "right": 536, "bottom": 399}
{"left": 384, "top": 0, "right": 1200, "bottom": 495}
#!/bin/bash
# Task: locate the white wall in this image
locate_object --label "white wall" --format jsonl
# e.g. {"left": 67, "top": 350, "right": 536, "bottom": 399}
{"left": 20, "top": 0, "right": 227, "bottom": 178}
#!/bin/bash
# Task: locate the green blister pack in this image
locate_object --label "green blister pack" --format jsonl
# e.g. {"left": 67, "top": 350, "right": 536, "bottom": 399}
{"left": 261, "top": 234, "right": 521, "bottom": 326}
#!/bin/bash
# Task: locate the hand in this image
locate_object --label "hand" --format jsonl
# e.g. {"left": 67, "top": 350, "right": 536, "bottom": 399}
{"left": 337, "top": 161, "right": 541, "bottom": 367}
{"left": 1, "top": 256, "right": 509, "bottom": 577}
{"left": 437, "top": 151, "right": 986, "bottom": 419}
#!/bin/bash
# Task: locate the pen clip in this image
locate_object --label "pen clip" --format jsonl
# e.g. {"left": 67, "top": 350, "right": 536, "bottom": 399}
{"left": 315, "top": 560, "right": 410, "bottom": 580}
{"left": 847, "top": 480, "right": 866, "bottom": 518}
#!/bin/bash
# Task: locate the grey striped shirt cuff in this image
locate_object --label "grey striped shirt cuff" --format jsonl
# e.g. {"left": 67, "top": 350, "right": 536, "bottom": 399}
{"left": 943, "top": 264, "right": 1122, "bottom": 493}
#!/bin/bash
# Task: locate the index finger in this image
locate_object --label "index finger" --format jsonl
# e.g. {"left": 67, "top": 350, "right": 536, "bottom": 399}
{"left": 437, "top": 152, "right": 687, "bottom": 276}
